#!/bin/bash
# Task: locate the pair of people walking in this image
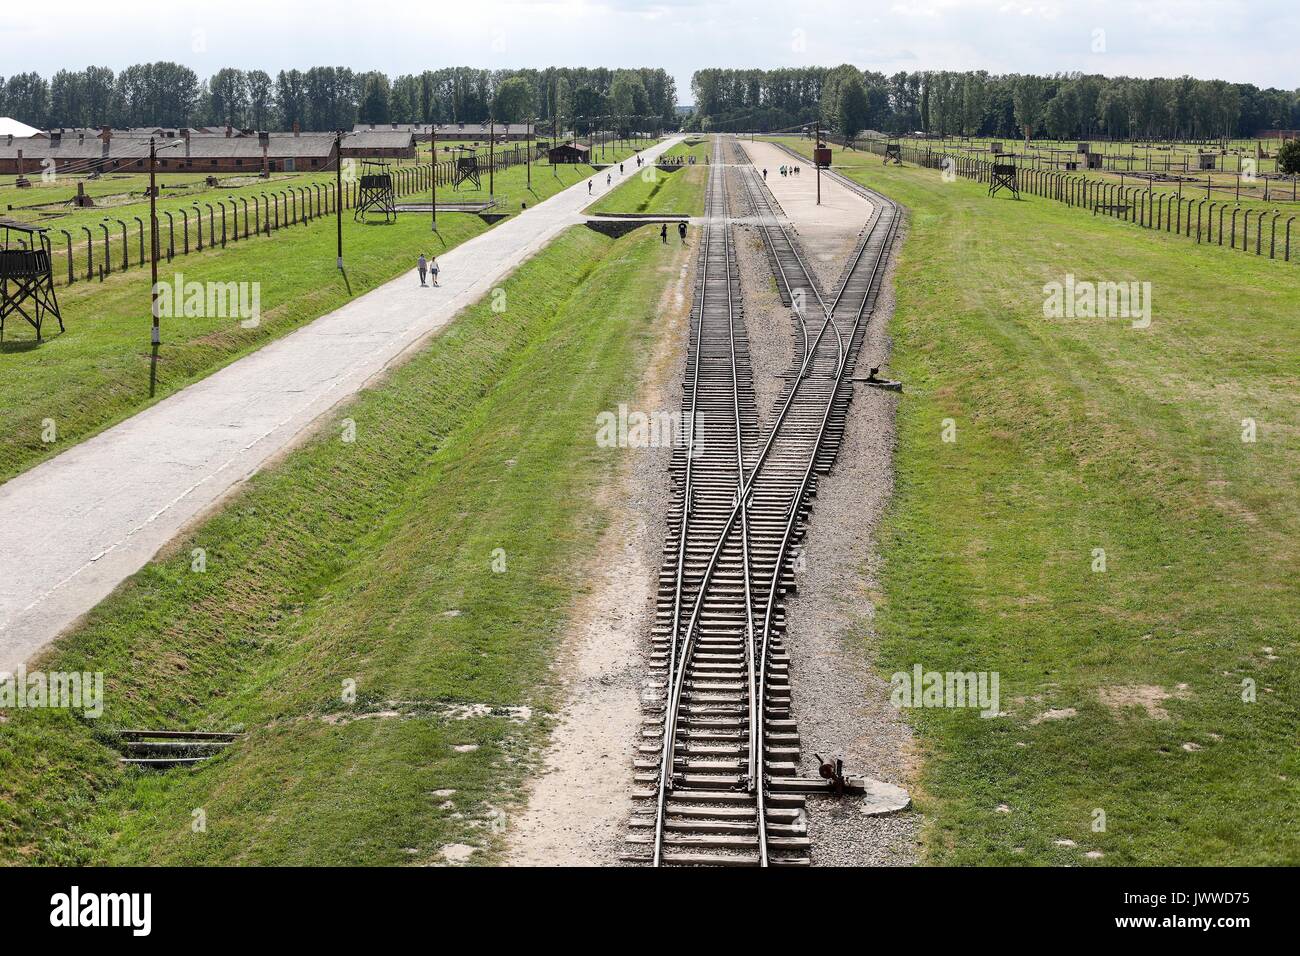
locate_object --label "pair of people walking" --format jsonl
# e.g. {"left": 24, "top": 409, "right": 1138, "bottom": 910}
{"left": 660, "top": 221, "right": 688, "bottom": 245}
{"left": 416, "top": 253, "right": 440, "bottom": 287}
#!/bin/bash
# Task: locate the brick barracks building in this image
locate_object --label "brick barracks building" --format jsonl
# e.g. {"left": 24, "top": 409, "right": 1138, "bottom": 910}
{"left": 0, "top": 125, "right": 416, "bottom": 177}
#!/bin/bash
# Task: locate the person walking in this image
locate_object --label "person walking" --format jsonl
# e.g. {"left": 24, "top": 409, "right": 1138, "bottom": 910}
{"left": 417, "top": 253, "right": 428, "bottom": 287}
{"left": 619, "top": 162, "right": 624, "bottom": 175}
{"left": 588, "top": 179, "right": 593, "bottom": 194}
{"left": 606, "top": 172, "right": 612, "bottom": 186}
{"left": 429, "top": 256, "right": 440, "bottom": 287}
{"left": 660, "top": 223, "right": 668, "bottom": 244}
{"left": 762, "top": 167, "right": 768, "bottom": 181}
{"left": 677, "top": 220, "right": 687, "bottom": 244}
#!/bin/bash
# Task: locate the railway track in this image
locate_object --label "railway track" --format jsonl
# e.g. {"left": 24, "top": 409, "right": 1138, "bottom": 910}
{"left": 628, "top": 135, "right": 900, "bottom": 867}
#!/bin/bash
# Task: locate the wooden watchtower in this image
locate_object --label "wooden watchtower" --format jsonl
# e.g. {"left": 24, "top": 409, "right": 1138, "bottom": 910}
{"left": 0, "top": 219, "right": 63, "bottom": 342}
{"left": 453, "top": 147, "right": 482, "bottom": 189}
{"left": 989, "top": 157, "right": 1020, "bottom": 199}
{"left": 884, "top": 142, "right": 902, "bottom": 165}
{"left": 354, "top": 160, "right": 397, "bottom": 222}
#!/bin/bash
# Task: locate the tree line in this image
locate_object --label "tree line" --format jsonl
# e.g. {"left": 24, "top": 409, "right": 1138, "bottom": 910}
{"left": 690, "top": 67, "right": 1300, "bottom": 141}
{"left": 0, "top": 65, "right": 679, "bottom": 132}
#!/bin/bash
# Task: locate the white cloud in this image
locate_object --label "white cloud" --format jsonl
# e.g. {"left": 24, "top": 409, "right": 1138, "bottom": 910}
{"left": 1, "top": 0, "right": 1295, "bottom": 97}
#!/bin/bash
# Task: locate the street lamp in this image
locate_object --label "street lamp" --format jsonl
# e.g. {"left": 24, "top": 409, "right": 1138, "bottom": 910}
{"left": 149, "top": 137, "right": 184, "bottom": 347}
{"left": 334, "top": 130, "right": 355, "bottom": 269}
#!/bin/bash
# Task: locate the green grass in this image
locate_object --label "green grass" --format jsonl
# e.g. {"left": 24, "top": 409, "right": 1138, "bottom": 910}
{"left": 0, "top": 224, "right": 687, "bottom": 865}
{"left": 661, "top": 138, "right": 711, "bottom": 162}
{"left": 2, "top": 168, "right": 348, "bottom": 237}
{"left": 0, "top": 212, "right": 488, "bottom": 485}
{"left": 585, "top": 163, "right": 706, "bottom": 216}
{"left": 775, "top": 136, "right": 1300, "bottom": 865}
{"left": 437, "top": 148, "right": 640, "bottom": 216}
{"left": 0, "top": 151, "right": 650, "bottom": 486}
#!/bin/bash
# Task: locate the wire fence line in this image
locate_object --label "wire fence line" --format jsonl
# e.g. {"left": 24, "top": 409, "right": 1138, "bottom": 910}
{"left": 32, "top": 135, "right": 630, "bottom": 287}
{"left": 819, "top": 134, "right": 1299, "bottom": 264}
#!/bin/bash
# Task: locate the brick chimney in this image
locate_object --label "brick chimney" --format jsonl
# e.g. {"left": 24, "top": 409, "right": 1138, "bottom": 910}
{"left": 293, "top": 120, "right": 300, "bottom": 137}
{"left": 100, "top": 125, "right": 112, "bottom": 162}
{"left": 225, "top": 125, "right": 233, "bottom": 138}
{"left": 182, "top": 127, "right": 191, "bottom": 160}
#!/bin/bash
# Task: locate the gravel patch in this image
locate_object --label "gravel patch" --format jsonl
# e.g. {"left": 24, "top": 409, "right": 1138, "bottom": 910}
{"left": 784, "top": 208, "right": 920, "bottom": 866}
{"left": 504, "top": 234, "right": 695, "bottom": 866}
{"left": 731, "top": 144, "right": 921, "bottom": 866}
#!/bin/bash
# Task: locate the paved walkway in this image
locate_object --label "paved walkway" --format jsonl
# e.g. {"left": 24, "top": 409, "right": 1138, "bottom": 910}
{"left": 0, "top": 137, "right": 682, "bottom": 673}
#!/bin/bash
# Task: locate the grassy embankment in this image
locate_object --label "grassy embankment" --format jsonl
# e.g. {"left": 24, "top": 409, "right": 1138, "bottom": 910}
{"left": 0, "top": 224, "right": 686, "bottom": 865}
{"left": 586, "top": 163, "right": 706, "bottom": 217}
{"left": 660, "top": 138, "right": 711, "bottom": 162}
{"left": 0, "top": 150, "right": 644, "bottom": 485}
{"left": 775, "top": 136, "right": 1299, "bottom": 865}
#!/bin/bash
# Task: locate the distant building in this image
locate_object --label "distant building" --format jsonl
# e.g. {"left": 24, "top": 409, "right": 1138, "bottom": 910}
{"left": 340, "top": 129, "right": 416, "bottom": 159}
{"left": 547, "top": 141, "right": 590, "bottom": 164}
{"left": 0, "top": 127, "right": 338, "bottom": 175}
{"left": 353, "top": 122, "right": 535, "bottom": 142}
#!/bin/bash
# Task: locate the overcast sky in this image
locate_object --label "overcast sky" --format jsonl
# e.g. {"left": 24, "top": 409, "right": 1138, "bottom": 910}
{"left": 5, "top": 1, "right": 1296, "bottom": 101}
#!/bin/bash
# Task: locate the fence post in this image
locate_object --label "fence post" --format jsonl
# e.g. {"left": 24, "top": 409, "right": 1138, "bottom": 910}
{"left": 59, "top": 231, "right": 73, "bottom": 286}
{"left": 164, "top": 211, "right": 175, "bottom": 260}
{"left": 99, "top": 222, "right": 112, "bottom": 273}
{"left": 81, "top": 226, "right": 93, "bottom": 280}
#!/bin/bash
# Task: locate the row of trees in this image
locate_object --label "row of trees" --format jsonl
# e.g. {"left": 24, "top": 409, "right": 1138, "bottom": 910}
{"left": 1, "top": 65, "right": 679, "bottom": 132}
{"left": 690, "top": 67, "right": 1300, "bottom": 142}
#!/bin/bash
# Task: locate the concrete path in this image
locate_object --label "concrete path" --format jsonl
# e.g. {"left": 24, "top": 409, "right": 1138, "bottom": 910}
{"left": 0, "top": 136, "right": 683, "bottom": 674}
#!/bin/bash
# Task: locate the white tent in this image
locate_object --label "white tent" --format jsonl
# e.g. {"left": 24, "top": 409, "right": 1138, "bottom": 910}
{"left": 0, "top": 117, "right": 42, "bottom": 138}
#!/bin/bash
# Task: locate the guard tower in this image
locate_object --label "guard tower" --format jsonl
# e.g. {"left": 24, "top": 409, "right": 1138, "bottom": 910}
{"left": 988, "top": 155, "right": 1020, "bottom": 199}
{"left": 354, "top": 160, "right": 397, "bottom": 222}
{"left": 453, "top": 147, "right": 482, "bottom": 189}
{"left": 884, "top": 142, "right": 902, "bottom": 165}
{"left": 0, "top": 219, "right": 63, "bottom": 341}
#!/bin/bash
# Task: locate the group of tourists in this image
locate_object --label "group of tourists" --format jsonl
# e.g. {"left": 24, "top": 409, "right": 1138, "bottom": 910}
{"left": 779, "top": 164, "right": 801, "bottom": 177}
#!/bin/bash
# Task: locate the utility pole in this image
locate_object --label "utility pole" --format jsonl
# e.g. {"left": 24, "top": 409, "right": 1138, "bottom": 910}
{"left": 526, "top": 117, "right": 532, "bottom": 189}
{"left": 430, "top": 124, "right": 437, "bottom": 232}
{"left": 815, "top": 120, "right": 822, "bottom": 206}
{"left": 335, "top": 130, "right": 344, "bottom": 269}
{"left": 489, "top": 117, "right": 495, "bottom": 197}
{"left": 149, "top": 137, "right": 160, "bottom": 346}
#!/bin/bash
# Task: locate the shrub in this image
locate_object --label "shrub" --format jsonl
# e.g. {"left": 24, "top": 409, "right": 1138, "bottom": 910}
{"left": 1278, "top": 138, "right": 1300, "bottom": 175}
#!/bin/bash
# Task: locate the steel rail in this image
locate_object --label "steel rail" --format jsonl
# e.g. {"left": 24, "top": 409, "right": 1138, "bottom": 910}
{"left": 653, "top": 138, "right": 755, "bottom": 866}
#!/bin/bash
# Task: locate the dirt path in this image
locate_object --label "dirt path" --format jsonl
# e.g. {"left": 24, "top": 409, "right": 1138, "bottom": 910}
{"left": 504, "top": 232, "right": 695, "bottom": 866}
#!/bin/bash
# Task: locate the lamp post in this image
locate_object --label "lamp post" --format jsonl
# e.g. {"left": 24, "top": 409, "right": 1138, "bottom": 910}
{"left": 149, "top": 137, "right": 183, "bottom": 346}
{"left": 335, "top": 130, "right": 345, "bottom": 269}
{"left": 526, "top": 117, "right": 532, "bottom": 189}
{"left": 430, "top": 123, "right": 438, "bottom": 232}
{"left": 489, "top": 116, "right": 495, "bottom": 197}
{"left": 150, "top": 138, "right": 160, "bottom": 346}
{"left": 814, "top": 120, "right": 822, "bottom": 206}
